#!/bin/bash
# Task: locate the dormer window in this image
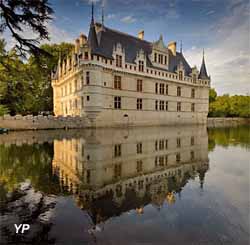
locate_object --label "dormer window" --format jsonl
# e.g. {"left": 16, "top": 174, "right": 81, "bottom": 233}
{"left": 154, "top": 53, "right": 157, "bottom": 62}
{"left": 116, "top": 55, "right": 122, "bottom": 67}
{"left": 193, "top": 74, "right": 197, "bottom": 83}
{"left": 179, "top": 71, "right": 183, "bottom": 80}
{"left": 84, "top": 52, "right": 88, "bottom": 60}
{"left": 139, "top": 60, "right": 144, "bottom": 72}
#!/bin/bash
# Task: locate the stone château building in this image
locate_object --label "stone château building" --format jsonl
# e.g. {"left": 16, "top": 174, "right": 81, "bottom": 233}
{"left": 52, "top": 5, "right": 210, "bottom": 127}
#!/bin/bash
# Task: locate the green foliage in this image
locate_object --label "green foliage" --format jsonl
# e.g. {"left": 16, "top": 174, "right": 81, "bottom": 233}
{"left": 0, "top": 39, "right": 73, "bottom": 115}
{"left": 209, "top": 88, "right": 217, "bottom": 103}
{"left": 209, "top": 93, "right": 250, "bottom": 118}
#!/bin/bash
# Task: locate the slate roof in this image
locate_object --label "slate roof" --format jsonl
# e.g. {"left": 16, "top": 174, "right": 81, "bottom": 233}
{"left": 88, "top": 23, "right": 193, "bottom": 76}
{"left": 198, "top": 56, "right": 209, "bottom": 79}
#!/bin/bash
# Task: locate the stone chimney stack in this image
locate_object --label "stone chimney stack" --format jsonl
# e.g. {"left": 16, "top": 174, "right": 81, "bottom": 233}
{"left": 168, "top": 41, "right": 176, "bottom": 56}
{"left": 75, "top": 38, "right": 80, "bottom": 53}
{"left": 138, "top": 30, "right": 144, "bottom": 40}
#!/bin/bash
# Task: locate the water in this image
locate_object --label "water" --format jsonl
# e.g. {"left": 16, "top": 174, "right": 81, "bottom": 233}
{"left": 0, "top": 126, "right": 249, "bottom": 245}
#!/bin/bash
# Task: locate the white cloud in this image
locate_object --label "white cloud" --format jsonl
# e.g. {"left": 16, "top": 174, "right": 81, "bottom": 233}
{"left": 107, "top": 13, "right": 116, "bottom": 19}
{"left": 121, "top": 15, "right": 136, "bottom": 24}
{"left": 185, "top": 0, "right": 250, "bottom": 95}
{"left": 206, "top": 10, "right": 215, "bottom": 15}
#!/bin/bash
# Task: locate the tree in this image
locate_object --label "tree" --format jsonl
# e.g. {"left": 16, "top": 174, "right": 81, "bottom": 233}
{"left": 0, "top": 0, "right": 53, "bottom": 57}
{"left": 209, "top": 88, "right": 217, "bottom": 103}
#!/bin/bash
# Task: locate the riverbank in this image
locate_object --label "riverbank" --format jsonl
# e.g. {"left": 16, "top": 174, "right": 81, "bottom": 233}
{"left": 0, "top": 115, "right": 249, "bottom": 131}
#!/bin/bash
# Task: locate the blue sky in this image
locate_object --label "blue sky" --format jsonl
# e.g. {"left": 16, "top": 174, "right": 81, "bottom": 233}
{"left": 5, "top": 0, "right": 250, "bottom": 95}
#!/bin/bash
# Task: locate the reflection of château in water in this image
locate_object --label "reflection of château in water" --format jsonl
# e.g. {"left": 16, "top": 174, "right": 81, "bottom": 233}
{"left": 52, "top": 126, "right": 209, "bottom": 224}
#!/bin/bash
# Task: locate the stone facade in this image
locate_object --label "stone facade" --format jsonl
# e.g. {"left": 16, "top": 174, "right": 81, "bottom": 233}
{"left": 52, "top": 12, "right": 211, "bottom": 127}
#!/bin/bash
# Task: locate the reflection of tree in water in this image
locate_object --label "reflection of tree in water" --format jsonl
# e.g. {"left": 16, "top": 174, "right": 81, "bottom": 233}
{"left": 0, "top": 181, "right": 57, "bottom": 245}
{"left": 208, "top": 126, "right": 250, "bottom": 151}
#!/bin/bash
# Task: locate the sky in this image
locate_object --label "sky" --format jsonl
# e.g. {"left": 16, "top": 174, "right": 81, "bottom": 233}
{"left": 4, "top": 0, "right": 250, "bottom": 95}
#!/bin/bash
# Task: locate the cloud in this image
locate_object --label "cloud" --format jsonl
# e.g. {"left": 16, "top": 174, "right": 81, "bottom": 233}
{"left": 107, "top": 13, "right": 116, "bottom": 19}
{"left": 206, "top": 10, "right": 215, "bottom": 15}
{"left": 184, "top": 1, "right": 250, "bottom": 95}
{"left": 121, "top": 15, "right": 136, "bottom": 24}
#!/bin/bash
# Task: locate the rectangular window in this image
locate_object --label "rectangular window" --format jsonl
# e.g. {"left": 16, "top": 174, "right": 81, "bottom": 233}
{"left": 137, "top": 98, "right": 142, "bottom": 110}
{"left": 191, "top": 103, "right": 195, "bottom": 112}
{"left": 191, "top": 88, "right": 195, "bottom": 98}
{"left": 166, "top": 84, "right": 168, "bottom": 95}
{"left": 139, "top": 60, "right": 144, "bottom": 72}
{"left": 190, "top": 151, "right": 195, "bottom": 161}
{"left": 154, "top": 53, "right": 157, "bottom": 62}
{"left": 160, "top": 100, "right": 164, "bottom": 111}
{"left": 177, "top": 86, "right": 181, "bottom": 96}
{"left": 165, "top": 56, "right": 167, "bottom": 65}
{"left": 177, "top": 102, "right": 181, "bottom": 112}
{"left": 155, "top": 141, "right": 158, "bottom": 151}
{"left": 191, "top": 136, "right": 194, "bottom": 146}
{"left": 74, "top": 80, "right": 77, "bottom": 92}
{"left": 86, "top": 71, "right": 90, "bottom": 85}
{"left": 176, "top": 153, "right": 181, "bottom": 163}
{"left": 137, "top": 79, "right": 143, "bottom": 92}
{"left": 155, "top": 100, "right": 158, "bottom": 110}
{"left": 159, "top": 156, "right": 164, "bottom": 166}
{"left": 165, "top": 101, "right": 168, "bottom": 111}
{"left": 84, "top": 52, "right": 88, "bottom": 60}
{"left": 159, "top": 139, "right": 164, "bottom": 150}
{"left": 114, "top": 75, "right": 122, "bottom": 90}
{"left": 114, "top": 144, "right": 121, "bottom": 157}
{"left": 137, "top": 142, "right": 142, "bottom": 154}
{"left": 177, "top": 138, "right": 181, "bottom": 148}
{"left": 155, "top": 83, "right": 158, "bottom": 94}
{"left": 179, "top": 71, "right": 183, "bottom": 80}
{"left": 114, "top": 164, "right": 122, "bottom": 178}
{"left": 114, "top": 96, "right": 121, "bottom": 109}
{"left": 116, "top": 55, "right": 122, "bottom": 67}
{"left": 136, "top": 160, "right": 143, "bottom": 173}
{"left": 81, "top": 97, "right": 84, "bottom": 108}
{"left": 160, "top": 83, "right": 164, "bottom": 94}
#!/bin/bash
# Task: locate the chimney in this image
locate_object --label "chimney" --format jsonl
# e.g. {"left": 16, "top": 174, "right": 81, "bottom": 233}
{"left": 168, "top": 41, "right": 176, "bottom": 56}
{"left": 75, "top": 38, "right": 80, "bottom": 53}
{"left": 79, "top": 33, "right": 87, "bottom": 46}
{"left": 138, "top": 30, "right": 144, "bottom": 40}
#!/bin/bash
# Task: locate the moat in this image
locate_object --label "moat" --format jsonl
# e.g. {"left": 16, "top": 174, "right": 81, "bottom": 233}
{"left": 0, "top": 125, "right": 249, "bottom": 245}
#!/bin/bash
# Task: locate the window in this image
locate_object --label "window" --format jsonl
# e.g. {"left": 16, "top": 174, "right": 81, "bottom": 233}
{"left": 114, "top": 164, "right": 122, "bottom": 178}
{"left": 81, "top": 97, "right": 84, "bottom": 108}
{"left": 177, "top": 86, "right": 181, "bottom": 96}
{"left": 165, "top": 155, "right": 168, "bottom": 165}
{"left": 155, "top": 83, "right": 158, "bottom": 94}
{"left": 166, "top": 84, "right": 168, "bottom": 95}
{"left": 160, "top": 100, "right": 164, "bottom": 111}
{"left": 159, "top": 156, "right": 164, "bottom": 166}
{"left": 160, "top": 83, "right": 164, "bottom": 94}
{"left": 165, "top": 140, "right": 168, "bottom": 149}
{"left": 177, "top": 102, "right": 181, "bottom": 112}
{"left": 86, "top": 71, "right": 90, "bottom": 85}
{"left": 74, "top": 80, "right": 77, "bottom": 92}
{"left": 191, "top": 136, "right": 194, "bottom": 146}
{"left": 116, "top": 54, "right": 122, "bottom": 67}
{"left": 190, "top": 151, "right": 195, "bottom": 161}
{"left": 114, "top": 75, "right": 122, "bottom": 90}
{"left": 155, "top": 141, "right": 158, "bottom": 151}
{"left": 193, "top": 74, "right": 197, "bottom": 83}
{"left": 191, "top": 88, "right": 195, "bottom": 98}
{"left": 177, "top": 138, "right": 181, "bottom": 148}
{"left": 87, "top": 96, "right": 90, "bottom": 101}
{"left": 69, "top": 83, "right": 72, "bottom": 94}
{"left": 114, "top": 144, "right": 121, "bottom": 157}
{"left": 139, "top": 60, "right": 144, "bottom": 72}
{"left": 137, "top": 98, "right": 142, "bottom": 110}
{"left": 165, "top": 56, "right": 167, "bottom": 65}
{"left": 114, "top": 96, "right": 121, "bottom": 109}
{"left": 159, "top": 139, "right": 164, "bottom": 150}
{"left": 75, "top": 99, "right": 78, "bottom": 109}
{"left": 179, "top": 71, "right": 183, "bottom": 80}
{"left": 137, "top": 142, "right": 142, "bottom": 154}
{"left": 176, "top": 153, "right": 181, "bottom": 163}
{"left": 165, "top": 101, "right": 168, "bottom": 111}
{"left": 137, "top": 160, "right": 143, "bottom": 172}
{"left": 84, "top": 52, "right": 88, "bottom": 60}
{"left": 137, "top": 79, "right": 143, "bottom": 92}
{"left": 191, "top": 103, "right": 195, "bottom": 112}
{"left": 81, "top": 76, "right": 84, "bottom": 88}
{"left": 155, "top": 100, "right": 158, "bottom": 110}
{"left": 154, "top": 53, "right": 157, "bottom": 62}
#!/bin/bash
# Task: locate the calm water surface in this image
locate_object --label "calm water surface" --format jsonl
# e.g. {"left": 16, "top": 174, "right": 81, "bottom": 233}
{"left": 0, "top": 126, "right": 249, "bottom": 245}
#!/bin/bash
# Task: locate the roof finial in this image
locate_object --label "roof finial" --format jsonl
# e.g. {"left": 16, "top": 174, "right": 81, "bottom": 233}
{"left": 91, "top": 1, "right": 94, "bottom": 23}
{"left": 203, "top": 48, "right": 205, "bottom": 59}
{"left": 102, "top": 1, "right": 104, "bottom": 26}
{"left": 180, "top": 40, "right": 183, "bottom": 54}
